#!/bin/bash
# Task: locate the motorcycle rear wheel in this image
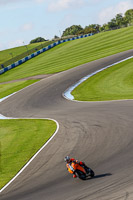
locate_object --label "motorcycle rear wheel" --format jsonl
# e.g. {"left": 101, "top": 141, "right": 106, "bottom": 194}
{"left": 85, "top": 167, "right": 95, "bottom": 178}
{"left": 90, "top": 169, "right": 95, "bottom": 178}
{"left": 75, "top": 170, "right": 86, "bottom": 180}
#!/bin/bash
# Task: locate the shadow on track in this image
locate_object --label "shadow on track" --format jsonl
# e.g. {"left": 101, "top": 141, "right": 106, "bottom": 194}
{"left": 93, "top": 173, "right": 112, "bottom": 179}
{"left": 84, "top": 173, "right": 112, "bottom": 181}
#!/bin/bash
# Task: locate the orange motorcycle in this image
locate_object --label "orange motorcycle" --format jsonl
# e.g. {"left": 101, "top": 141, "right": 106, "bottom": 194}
{"left": 66, "top": 161, "right": 95, "bottom": 180}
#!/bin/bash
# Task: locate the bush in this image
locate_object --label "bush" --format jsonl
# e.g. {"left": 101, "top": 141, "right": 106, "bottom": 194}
{"left": 30, "top": 37, "right": 47, "bottom": 44}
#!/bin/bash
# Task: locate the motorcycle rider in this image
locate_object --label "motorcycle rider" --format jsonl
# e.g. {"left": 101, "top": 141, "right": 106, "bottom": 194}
{"left": 64, "top": 156, "right": 88, "bottom": 178}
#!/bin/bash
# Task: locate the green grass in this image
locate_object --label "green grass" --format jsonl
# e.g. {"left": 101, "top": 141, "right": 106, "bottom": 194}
{"left": 0, "top": 26, "right": 133, "bottom": 83}
{"left": 72, "top": 57, "right": 133, "bottom": 101}
{"left": 0, "top": 41, "right": 53, "bottom": 68}
{"left": 0, "top": 119, "right": 57, "bottom": 189}
{"left": 0, "top": 43, "right": 41, "bottom": 63}
{"left": 0, "top": 80, "right": 39, "bottom": 99}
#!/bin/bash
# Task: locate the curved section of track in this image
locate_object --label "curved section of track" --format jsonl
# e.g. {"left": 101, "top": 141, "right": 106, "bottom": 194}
{"left": 0, "top": 49, "right": 133, "bottom": 200}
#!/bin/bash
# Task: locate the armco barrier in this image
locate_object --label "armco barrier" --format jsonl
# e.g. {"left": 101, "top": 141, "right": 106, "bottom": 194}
{"left": 0, "top": 33, "right": 94, "bottom": 75}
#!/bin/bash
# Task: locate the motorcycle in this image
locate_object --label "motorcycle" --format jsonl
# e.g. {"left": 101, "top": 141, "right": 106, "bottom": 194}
{"left": 66, "top": 161, "right": 95, "bottom": 180}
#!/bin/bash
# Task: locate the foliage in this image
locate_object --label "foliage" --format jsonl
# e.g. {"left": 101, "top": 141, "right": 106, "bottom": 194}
{"left": 83, "top": 27, "right": 97, "bottom": 34}
{"left": 62, "top": 25, "right": 83, "bottom": 36}
{"left": 62, "top": 24, "right": 100, "bottom": 36}
{"left": 100, "top": 9, "right": 133, "bottom": 31}
{"left": 125, "top": 9, "right": 133, "bottom": 25}
{"left": 116, "top": 14, "right": 124, "bottom": 27}
{"left": 61, "top": 9, "right": 133, "bottom": 36}
{"left": 30, "top": 37, "right": 47, "bottom": 44}
{"left": 85, "top": 24, "right": 100, "bottom": 32}
{"left": 54, "top": 35, "right": 59, "bottom": 39}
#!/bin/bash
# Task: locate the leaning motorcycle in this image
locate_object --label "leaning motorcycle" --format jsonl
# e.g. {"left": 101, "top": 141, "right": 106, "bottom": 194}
{"left": 66, "top": 161, "right": 95, "bottom": 180}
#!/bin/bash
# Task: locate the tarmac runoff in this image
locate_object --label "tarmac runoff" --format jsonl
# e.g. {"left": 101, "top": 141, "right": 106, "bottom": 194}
{"left": 63, "top": 55, "right": 133, "bottom": 101}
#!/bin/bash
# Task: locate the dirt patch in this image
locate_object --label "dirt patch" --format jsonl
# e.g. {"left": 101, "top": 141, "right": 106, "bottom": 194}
{"left": 0, "top": 74, "right": 53, "bottom": 85}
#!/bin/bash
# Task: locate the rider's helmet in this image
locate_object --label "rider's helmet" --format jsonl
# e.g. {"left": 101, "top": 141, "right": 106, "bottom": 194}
{"left": 64, "top": 156, "right": 70, "bottom": 163}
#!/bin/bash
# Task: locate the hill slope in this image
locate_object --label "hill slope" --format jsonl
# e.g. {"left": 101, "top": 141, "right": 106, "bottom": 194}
{"left": 0, "top": 26, "right": 133, "bottom": 83}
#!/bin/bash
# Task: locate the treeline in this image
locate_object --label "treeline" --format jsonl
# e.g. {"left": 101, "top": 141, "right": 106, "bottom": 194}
{"left": 30, "top": 9, "right": 133, "bottom": 43}
{"left": 62, "top": 9, "right": 133, "bottom": 36}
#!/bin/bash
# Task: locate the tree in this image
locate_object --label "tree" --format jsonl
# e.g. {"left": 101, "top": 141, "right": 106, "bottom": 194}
{"left": 30, "top": 37, "right": 46, "bottom": 44}
{"left": 54, "top": 35, "right": 59, "bottom": 39}
{"left": 99, "top": 26, "right": 104, "bottom": 32}
{"left": 83, "top": 27, "right": 96, "bottom": 34}
{"left": 122, "top": 17, "right": 128, "bottom": 27}
{"left": 108, "top": 18, "right": 117, "bottom": 29}
{"left": 125, "top": 9, "right": 133, "bottom": 25}
{"left": 62, "top": 25, "right": 83, "bottom": 36}
{"left": 85, "top": 24, "right": 100, "bottom": 32}
{"left": 102, "top": 23, "right": 110, "bottom": 31}
{"left": 77, "top": 29, "right": 84, "bottom": 35}
{"left": 115, "top": 13, "right": 124, "bottom": 27}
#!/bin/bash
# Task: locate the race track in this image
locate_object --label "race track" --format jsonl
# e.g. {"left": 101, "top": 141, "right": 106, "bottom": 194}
{"left": 0, "top": 50, "right": 133, "bottom": 200}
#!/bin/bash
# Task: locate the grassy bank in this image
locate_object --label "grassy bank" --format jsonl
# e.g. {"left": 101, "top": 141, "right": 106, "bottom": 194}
{"left": 0, "top": 43, "right": 42, "bottom": 64}
{"left": 72, "top": 57, "right": 133, "bottom": 101}
{"left": 0, "top": 41, "right": 53, "bottom": 68}
{"left": 0, "top": 119, "right": 57, "bottom": 189}
{"left": 0, "top": 26, "right": 133, "bottom": 83}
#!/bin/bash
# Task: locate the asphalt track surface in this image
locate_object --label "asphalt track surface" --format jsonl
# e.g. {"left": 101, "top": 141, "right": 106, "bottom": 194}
{"left": 0, "top": 50, "right": 133, "bottom": 200}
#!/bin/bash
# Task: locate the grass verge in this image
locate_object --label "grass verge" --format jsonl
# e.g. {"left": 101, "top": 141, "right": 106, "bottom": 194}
{"left": 72, "top": 57, "right": 133, "bottom": 101}
{"left": 0, "top": 119, "right": 57, "bottom": 189}
{"left": 0, "top": 80, "right": 39, "bottom": 99}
